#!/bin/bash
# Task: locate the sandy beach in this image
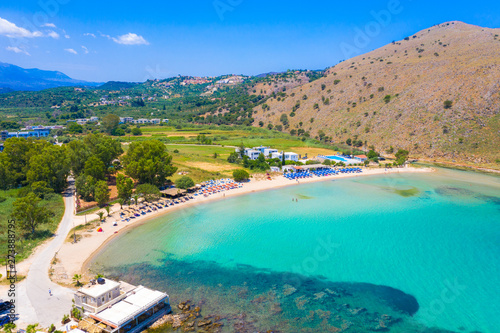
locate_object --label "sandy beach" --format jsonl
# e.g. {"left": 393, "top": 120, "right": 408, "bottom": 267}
{"left": 3, "top": 166, "right": 433, "bottom": 292}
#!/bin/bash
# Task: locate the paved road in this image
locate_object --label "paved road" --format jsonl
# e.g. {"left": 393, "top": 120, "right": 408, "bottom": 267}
{"left": 18, "top": 182, "right": 76, "bottom": 327}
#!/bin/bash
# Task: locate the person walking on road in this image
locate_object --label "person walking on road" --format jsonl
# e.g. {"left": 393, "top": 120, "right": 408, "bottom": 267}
{"left": 49, "top": 288, "right": 52, "bottom": 296}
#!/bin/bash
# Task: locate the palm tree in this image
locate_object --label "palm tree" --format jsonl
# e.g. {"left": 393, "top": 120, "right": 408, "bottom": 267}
{"left": 133, "top": 194, "right": 139, "bottom": 206}
{"left": 104, "top": 205, "right": 110, "bottom": 217}
{"left": 97, "top": 211, "right": 105, "bottom": 222}
{"left": 3, "top": 323, "right": 16, "bottom": 333}
{"left": 72, "top": 274, "right": 82, "bottom": 287}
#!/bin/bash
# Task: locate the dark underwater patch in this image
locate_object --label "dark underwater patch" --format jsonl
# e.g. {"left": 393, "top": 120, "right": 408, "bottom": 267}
{"left": 92, "top": 257, "right": 433, "bottom": 332}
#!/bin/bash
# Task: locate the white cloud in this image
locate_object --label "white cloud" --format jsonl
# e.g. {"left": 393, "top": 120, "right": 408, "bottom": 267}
{"left": 48, "top": 31, "right": 60, "bottom": 39}
{"left": 65, "top": 34, "right": 70, "bottom": 39}
{"left": 42, "top": 23, "right": 56, "bottom": 28}
{"left": 65, "top": 48, "right": 77, "bottom": 55}
{"left": 84, "top": 32, "right": 96, "bottom": 38}
{"left": 6, "top": 46, "right": 30, "bottom": 56}
{"left": 81, "top": 45, "right": 89, "bottom": 54}
{"left": 0, "top": 17, "right": 43, "bottom": 38}
{"left": 112, "top": 33, "right": 149, "bottom": 45}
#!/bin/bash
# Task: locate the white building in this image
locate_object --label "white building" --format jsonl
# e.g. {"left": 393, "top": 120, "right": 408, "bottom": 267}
{"left": 285, "top": 152, "right": 299, "bottom": 162}
{"left": 120, "top": 117, "right": 134, "bottom": 123}
{"left": 246, "top": 149, "right": 261, "bottom": 160}
{"left": 264, "top": 148, "right": 278, "bottom": 157}
{"left": 252, "top": 146, "right": 278, "bottom": 157}
{"left": 75, "top": 279, "right": 170, "bottom": 333}
{"left": 271, "top": 152, "right": 299, "bottom": 162}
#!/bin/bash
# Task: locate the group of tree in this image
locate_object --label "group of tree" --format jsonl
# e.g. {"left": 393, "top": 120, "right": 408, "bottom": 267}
{"left": 121, "top": 140, "right": 178, "bottom": 186}
{"left": 0, "top": 138, "right": 70, "bottom": 192}
{"left": 71, "top": 134, "right": 123, "bottom": 204}
{"left": 242, "top": 154, "right": 270, "bottom": 171}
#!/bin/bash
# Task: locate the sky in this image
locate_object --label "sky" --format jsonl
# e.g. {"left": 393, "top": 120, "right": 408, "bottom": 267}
{"left": 0, "top": 0, "right": 499, "bottom": 82}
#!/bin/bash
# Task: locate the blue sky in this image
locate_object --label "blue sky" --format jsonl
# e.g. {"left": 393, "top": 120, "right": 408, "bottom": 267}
{"left": 1, "top": 0, "right": 499, "bottom": 82}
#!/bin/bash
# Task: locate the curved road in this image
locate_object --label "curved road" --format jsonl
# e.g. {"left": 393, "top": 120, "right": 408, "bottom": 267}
{"left": 18, "top": 181, "right": 75, "bottom": 327}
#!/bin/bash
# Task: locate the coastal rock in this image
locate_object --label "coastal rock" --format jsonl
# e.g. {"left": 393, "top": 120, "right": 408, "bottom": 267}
{"left": 283, "top": 284, "right": 297, "bottom": 297}
{"left": 349, "top": 307, "right": 367, "bottom": 316}
{"left": 314, "top": 291, "right": 326, "bottom": 300}
{"left": 178, "top": 301, "right": 191, "bottom": 311}
{"left": 294, "top": 295, "right": 309, "bottom": 310}
{"left": 198, "top": 319, "right": 212, "bottom": 327}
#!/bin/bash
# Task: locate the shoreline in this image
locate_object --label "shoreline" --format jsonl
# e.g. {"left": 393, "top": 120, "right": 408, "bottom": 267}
{"left": 55, "top": 166, "right": 433, "bottom": 285}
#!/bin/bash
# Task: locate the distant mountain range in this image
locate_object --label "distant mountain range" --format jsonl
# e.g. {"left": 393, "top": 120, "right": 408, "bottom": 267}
{"left": 0, "top": 62, "right": 101, "bottom": 92}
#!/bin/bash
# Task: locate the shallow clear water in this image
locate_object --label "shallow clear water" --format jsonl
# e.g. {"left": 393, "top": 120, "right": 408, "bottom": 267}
{"left": 92, "top": 168, "right": 500, "bottom": 332}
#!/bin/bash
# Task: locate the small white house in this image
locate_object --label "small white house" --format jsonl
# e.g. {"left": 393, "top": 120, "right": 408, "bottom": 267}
{"left": 285, "top": 152, "right": 299, "bottom": 162}
{"left": 271, "top": 152, "right": 282, "bottom": 160}
{"left": 271, "top": 152, "right": 299, "bottom": 162}
{"left": 246, "top": 149, "right": 261, "bottom": 160}
{"left": 264, "top": 148, "right": 278, "bottom": 157}
{"left": 252, "top": 146, "right": 269, "bottom": 154}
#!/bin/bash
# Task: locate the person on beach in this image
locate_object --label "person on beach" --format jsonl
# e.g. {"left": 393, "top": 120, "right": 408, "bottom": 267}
{"left": 49, "top": 288, "right": 52, "bottom": 296}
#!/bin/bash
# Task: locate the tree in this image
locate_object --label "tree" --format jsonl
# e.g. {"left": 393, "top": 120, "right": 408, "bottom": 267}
{"left": 322, "top": 159, "right": 332, "bottom": 166}
{"left": 97, "top": 211, "right": 105, "bottom": 222}
{"left": 233, "top": 169, "right": 250, "bottom": 182}
{"left": 131, "top": 127, "right": 142, "bottom": 136}
{"left": 72, "top": 274, "right": 83, "bottom": 287}
{"left": 395, "top": 149, "right": 410, "bottom": 165}
{"left": 122, "top": 140, "right": 177, "bottom": 186}
{"left": 135, "top": 184, "right": 161, "bottom": 202}
{"left": 116, "top": 174, "right": 134, "bottom": 205}
{"left": 31, "top": 181, "right": 54, "bottom": 199}
{"left": 0, "top": 153, "right": 12, "bottom": 190}
{"left": 444, "top": 100, "right": 453, "bottom": 109}
{"left": 94, "top": 180, "right": 109, "bottom": 207}
{"left": 112, "top": 127, "right": 125, "bottom": 136}
{"left": 67, "top": 134, "right": 123, "bottom": 176}
{"left": 367, "top": 150, "right": 378, "bottom": 159}
{"left": 227, "top": 152, "right": 239, "bottom": 164}
{"left": 11, "top": 193, "right": 51, "bottom": 235}
{"left": 26, "top": 144, "right": 70, "bottom": 193}
{"left": 176, "top": 176, "right": 195, "bottom": 190}
{"left": 3, "top": 323, "right": 16, "bottom": 333}
{"left": 83, "top": 156, "right": 107, "bottom": 181}
{"left": 101, "top": 114, "right": 120, "bottom": 134}
{"left": 346, "top": 138, "right": 352, "bottom": 146}
{"left": 238, "top": 143, "right": 246, "bottom": 158}
{"left": 75, "top": 175, "right": 96, "bottom": 201}
{"left": 67, "top": 140, "right": 91, "bottom": 176}
{"left": 68, "top": 122, "right": 83, "bottom": 134}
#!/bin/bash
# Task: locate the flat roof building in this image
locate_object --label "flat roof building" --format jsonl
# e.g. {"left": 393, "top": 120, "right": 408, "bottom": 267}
{"left": 75, "top": 279, "right": 170, "bottom": 333}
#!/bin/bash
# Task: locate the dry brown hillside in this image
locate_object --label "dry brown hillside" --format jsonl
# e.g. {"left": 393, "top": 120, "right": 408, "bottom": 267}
{"left": 253, "top": 21, "right": 500, "bottom": 167}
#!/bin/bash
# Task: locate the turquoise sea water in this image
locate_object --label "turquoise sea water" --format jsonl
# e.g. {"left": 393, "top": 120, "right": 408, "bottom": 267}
{"left": 91, "top": 168, "right": 500, "bottom": 332}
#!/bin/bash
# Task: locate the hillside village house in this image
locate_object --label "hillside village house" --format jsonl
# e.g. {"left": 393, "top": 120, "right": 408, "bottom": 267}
{"left": 1, "top": 128, "right": 50, "bottom": 140}
{"left": 75, "top": 279, "right": 170, "bottom": 333}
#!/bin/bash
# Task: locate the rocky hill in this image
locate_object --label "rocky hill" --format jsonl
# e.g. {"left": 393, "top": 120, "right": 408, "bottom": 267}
{"left": 252, "top": 21, "right": 500, "bottom": 167}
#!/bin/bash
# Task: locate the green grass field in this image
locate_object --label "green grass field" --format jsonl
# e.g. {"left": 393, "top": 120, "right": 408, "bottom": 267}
{"left": 0, "top": 189, "right": 65, "bottom": 265}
